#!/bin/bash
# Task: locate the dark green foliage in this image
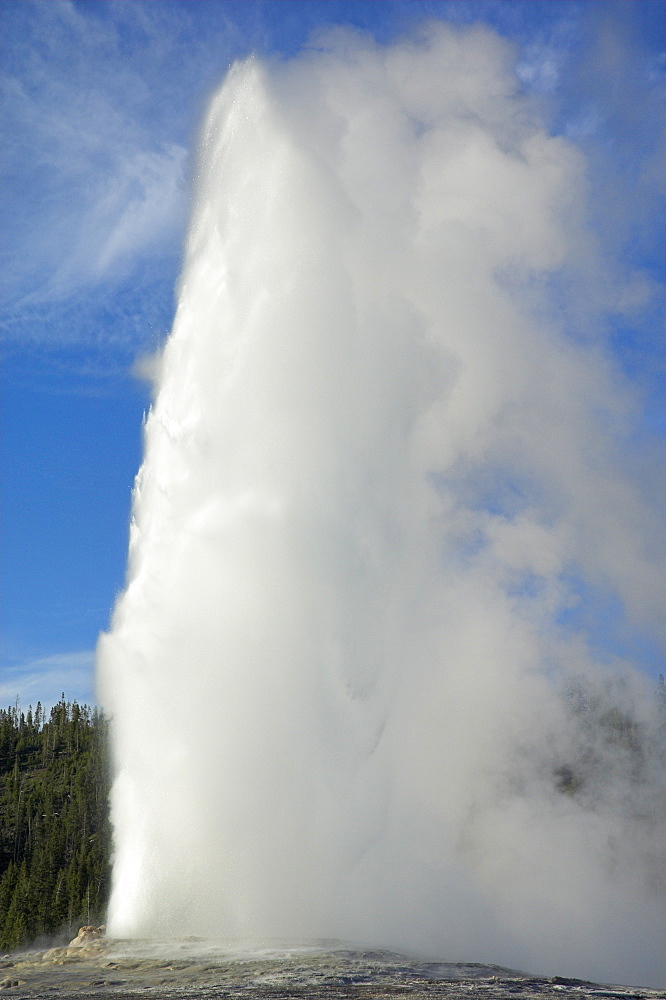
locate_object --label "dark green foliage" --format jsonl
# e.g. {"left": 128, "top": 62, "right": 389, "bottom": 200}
{"left": 0, "top": 696, "right": 110, "bottom": 951}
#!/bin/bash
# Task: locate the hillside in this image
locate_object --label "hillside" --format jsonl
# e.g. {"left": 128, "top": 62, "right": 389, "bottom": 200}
{"left": 0, "top": 697, "right": 110, "bottom": 950}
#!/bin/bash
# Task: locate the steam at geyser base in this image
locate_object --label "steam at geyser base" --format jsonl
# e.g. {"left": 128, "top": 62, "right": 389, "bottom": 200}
{"left": 97, "top": 23, "right": 665, "bottom": 990}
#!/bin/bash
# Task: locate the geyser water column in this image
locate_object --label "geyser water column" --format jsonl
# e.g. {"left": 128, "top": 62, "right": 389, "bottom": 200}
{"left": 97, "top": 24, "right": 665, "bottom": 986}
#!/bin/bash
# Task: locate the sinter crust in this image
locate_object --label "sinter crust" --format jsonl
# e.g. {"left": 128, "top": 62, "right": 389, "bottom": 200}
{"left": 0, "top": 931, "right": 663, "bottom": 998}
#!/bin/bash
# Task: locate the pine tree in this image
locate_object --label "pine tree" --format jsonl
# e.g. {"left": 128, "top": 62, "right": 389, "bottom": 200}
{"left": 0, "top": 700, "right": 111, "bottom": 950}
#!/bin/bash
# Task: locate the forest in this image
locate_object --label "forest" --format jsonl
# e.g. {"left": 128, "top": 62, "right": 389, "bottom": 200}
{"left": 0, "top": 697, "right": 110, "bottom": 951}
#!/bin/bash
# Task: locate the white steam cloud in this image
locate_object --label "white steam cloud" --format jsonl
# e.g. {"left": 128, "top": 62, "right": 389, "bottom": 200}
{"left": 97, "top": 23, "right": 665, "bottom": 988}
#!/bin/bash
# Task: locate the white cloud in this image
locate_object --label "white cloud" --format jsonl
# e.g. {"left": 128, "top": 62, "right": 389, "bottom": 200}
{"left": 0, "top": 650, "right": 96, "bottom": 714}
{"left": 40, "top": 143, "right": 189, "bottom": 301}
{"left": 0, "top": 1, "right": 204, "bottom": 345}
{"left": 517, "top": 44, "right": 564, "bottom": 93}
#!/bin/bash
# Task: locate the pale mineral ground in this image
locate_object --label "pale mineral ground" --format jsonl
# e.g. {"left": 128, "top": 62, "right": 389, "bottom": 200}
{"left": 1, "top": 929, "right": 664, "bottom": 999}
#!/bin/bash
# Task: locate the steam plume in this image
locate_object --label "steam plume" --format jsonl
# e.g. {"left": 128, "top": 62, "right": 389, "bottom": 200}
{"left": 97, "top": 24, "right": 665, "bottom": 987}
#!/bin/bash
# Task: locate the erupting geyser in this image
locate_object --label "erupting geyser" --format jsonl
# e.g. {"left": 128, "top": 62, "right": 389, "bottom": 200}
{"left": 97, "top": 24, "right": 665, "bottom": 988}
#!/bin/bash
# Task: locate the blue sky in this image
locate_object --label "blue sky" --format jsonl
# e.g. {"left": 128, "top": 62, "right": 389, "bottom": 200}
{"left": 1, "top": 0, "right": 664, "bottom": 711}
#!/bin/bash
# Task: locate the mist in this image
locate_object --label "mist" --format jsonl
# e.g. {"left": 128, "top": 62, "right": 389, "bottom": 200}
{"left": 96, "top": 23, "right": 665, "bottom": 988}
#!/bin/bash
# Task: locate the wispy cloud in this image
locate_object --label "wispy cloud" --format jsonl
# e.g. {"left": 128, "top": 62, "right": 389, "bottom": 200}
{"left": 0, "top": 649, "right": 96, "bottom": 712}
{"left": 3, "top": 0, "right": 661, "bottom": 371}
{"left": 0, "top": 1, "right": 210, "bottom": 350}
{"left": 42, "top": 143, "right": 189, "bottom": 301}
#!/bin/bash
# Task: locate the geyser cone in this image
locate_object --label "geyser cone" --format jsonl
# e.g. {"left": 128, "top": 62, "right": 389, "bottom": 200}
{"left": 97, "top": 24, "right": 665, "bottom": 988}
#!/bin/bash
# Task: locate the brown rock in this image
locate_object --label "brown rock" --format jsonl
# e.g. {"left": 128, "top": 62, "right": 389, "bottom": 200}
{"left": 67, "top": 926, "right": 106, "bottom": 948}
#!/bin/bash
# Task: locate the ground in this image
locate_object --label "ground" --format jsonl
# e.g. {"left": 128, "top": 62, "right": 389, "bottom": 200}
{"left": 0, "top": 936, "right": 663, "bottom": 999}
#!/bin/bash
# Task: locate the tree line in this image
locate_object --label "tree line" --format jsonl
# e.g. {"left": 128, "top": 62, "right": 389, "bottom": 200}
{"left": 0, "top": 696, "right": 111, "bottom": 951}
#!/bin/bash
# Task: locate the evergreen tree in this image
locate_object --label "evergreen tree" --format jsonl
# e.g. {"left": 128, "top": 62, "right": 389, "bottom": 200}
{"left": 0, "top": 700, "right": 111, "bottom": 950}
